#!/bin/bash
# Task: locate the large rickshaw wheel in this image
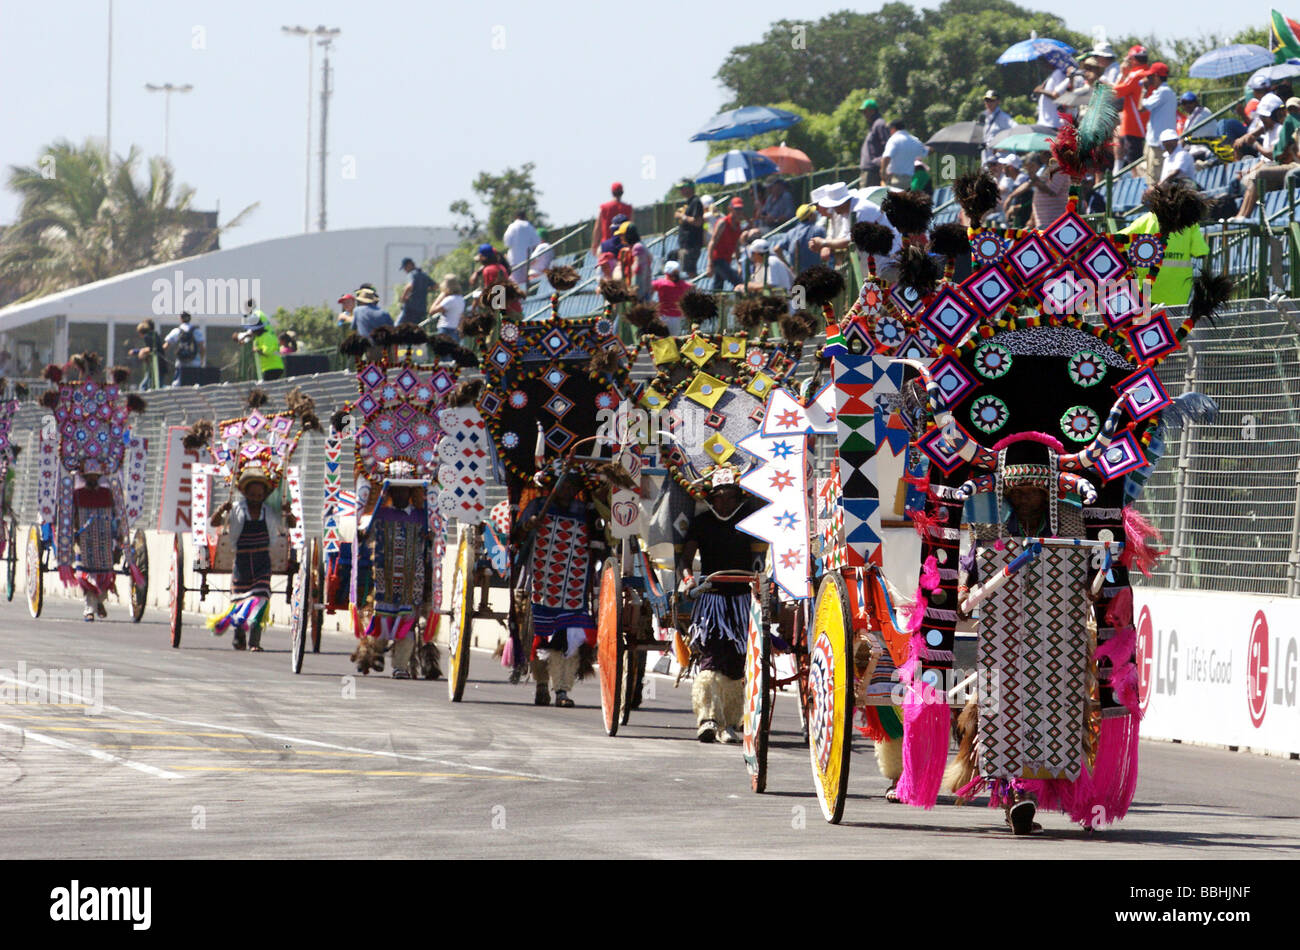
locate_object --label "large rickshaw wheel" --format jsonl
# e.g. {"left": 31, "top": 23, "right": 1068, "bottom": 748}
{"left": 447, "top": 527, "right": 476, "bottom": 702}
{"left": 289, "top": 547, "right": 309, "bottom": 674}
{"left": 808, "top": 571, "right": 855, "bottom": 824}
{"left": 597, "top": 558, "right": 624, "bottom": 736}
{"left": 743, "top": 590, "right": 772, "bottom": 793}
{"left": 24, "top": 525, "right": 43, "bottom": 619}
{"left": 130, "top": 529, "right": 149, "bottom": 623}
{"left": 5, "top": 518, "right": 17, "bottom": 602}
{"left": 309, "top": 538, "right": 324, "bottom": 653}
{"left": 168, "top": 533, "right": 184, "bottom": 648}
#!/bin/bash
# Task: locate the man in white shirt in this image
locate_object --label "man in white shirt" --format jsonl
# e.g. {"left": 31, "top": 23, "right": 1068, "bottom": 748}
{"left": 1033, "top": 58, "right": 1071, "bottom": 129}
{"left": 1158, "top": 130, "right": 1196, "bottom": 184}
{"left": 808, "top": 182, "right": 855, "bottom": 262}
{"left": 1140, "top": 63, "right": 1177, "bottom": 183}
{"left": 527, "top": 228, "right": 555, "bottom": 284}
{"left": 163, "top": 311, "right": 205, "bottom": 386}
{"left": 880, "top": 121, "right": 928, "bottom": 190}
{"left": 502, "top": 211, "right": 541, "bottom": 288}
{"left": 851, "top": 191, "right": 902, "bottom": 255}
{"left": 744, "top": 239, "right": 794, "bottom": 297}
{"left": 1093, "top": 42, "right": 1120, "bottom": 85}
{"left": 981, "top": 90, "right": 1015, "bottom": 166}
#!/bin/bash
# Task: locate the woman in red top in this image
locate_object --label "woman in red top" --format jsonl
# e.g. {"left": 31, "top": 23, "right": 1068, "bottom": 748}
{"left": 652, "top": 260, "right": 690, "bottom": 334}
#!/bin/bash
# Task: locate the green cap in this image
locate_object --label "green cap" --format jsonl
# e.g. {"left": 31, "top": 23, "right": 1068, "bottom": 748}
{"left": 860, "top": 97, "right": 878, "bottom": 110}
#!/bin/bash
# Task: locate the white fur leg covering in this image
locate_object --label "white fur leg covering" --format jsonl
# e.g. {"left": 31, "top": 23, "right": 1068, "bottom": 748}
{"left": 692, "top": 670, "right": 726, "bottom": 726}
{"left": 874, "top": 736, "right": 904, "bottom": 781}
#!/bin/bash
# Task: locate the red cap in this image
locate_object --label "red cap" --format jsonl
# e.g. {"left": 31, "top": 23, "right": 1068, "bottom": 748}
{"left": 611, "top": 181, "right": 624, "bottom": 194}
{"left": 1245, "top": 98, "right": 1260, "bottom": 118}
{"left": 730, "top": 196, "right": 745, "bottom": 208}
{"left": 1147, "top": 62, "right": 1168, "bottom": 77}
{"left": 1127, "top": 44, "right": 1147, "bottom": 60}
{"left": 337, "top": 293, "right": 355, "bottom": 304}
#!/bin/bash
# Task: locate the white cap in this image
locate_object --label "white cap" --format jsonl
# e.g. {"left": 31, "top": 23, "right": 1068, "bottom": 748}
{"left": 1159, "top": 128, "right": 1179, "bottom": 143}
{"left": 1002, "top": 154, "right": 1022, "bottom": 169}
{"left": 701, "top": 194, "right": 715, "bottom": 206}
{"left": 1259, "top": 92, "right": 1285, "bottom": 116}
{"left": 816, "top": 181, "right": 852, "bottom": 208}
{"left": 664, "top": 260, "right": 680, "bottom": 276}
{"left": 749, "top": 238, "right": 770, "bottom": 254}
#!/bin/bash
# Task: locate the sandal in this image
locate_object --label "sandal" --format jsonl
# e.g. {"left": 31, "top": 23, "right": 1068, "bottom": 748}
{"left": 885, "top": 785, "right": 903, "bottom": 804}
{"left": 249, "top": 645, "right": 264, "bottom": 653}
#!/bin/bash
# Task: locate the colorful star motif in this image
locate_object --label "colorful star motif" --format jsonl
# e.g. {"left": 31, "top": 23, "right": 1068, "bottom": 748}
{"left": 769, "top": 470, "right": 795, "bottom": 491}
{"left": 779, "top": 549, "right": 803, "bottom": 569}
{"left": 775, "top": 511, "right": 800, "bottom": 531}
{"left": 776, "top": 409, "right": 801, "bottom": 429}
{"left": 771, "top": 439, "right": 795, "bottom": 459}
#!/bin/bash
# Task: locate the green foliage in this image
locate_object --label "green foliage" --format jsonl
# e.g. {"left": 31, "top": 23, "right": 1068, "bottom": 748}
{"left": 427, "top": 240, "right": 480, "bottom": 292}
{"left": 450, "top": 162, "right": 550, "bottom": 242}
{"left": 271, "top": 305, "right": 344, "bottom": 354}
{"left": 0, "top": 139, "right": 255, "bottom": 303}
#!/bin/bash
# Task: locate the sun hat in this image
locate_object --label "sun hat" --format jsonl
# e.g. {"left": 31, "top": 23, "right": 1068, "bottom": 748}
{"left": 355, "top": 287, "right": 380, "bottom": 305}
{"left": 816, "top": 181, "right": 852, "bottom": 208}
{"left": 749, "top": 238, "right": 770, "bottom": 254}
{"left": 1159, "top": 128, "right": 1179, "bottom": 144}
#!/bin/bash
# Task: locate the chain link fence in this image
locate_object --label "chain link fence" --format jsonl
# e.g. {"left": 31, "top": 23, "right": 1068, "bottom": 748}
{"left": 1141, "top": 297, "right": 1300, "bottom": 596}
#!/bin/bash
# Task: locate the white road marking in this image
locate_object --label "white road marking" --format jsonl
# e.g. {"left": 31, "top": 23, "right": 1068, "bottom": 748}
{"left": 0, "top": 721, "right": 180, "bottom": 780}
{"left": 0, "top": 670, "right": 569, "bottom": 783}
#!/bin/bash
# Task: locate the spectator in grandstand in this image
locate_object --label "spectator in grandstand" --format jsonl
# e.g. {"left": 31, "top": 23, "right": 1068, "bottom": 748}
{"left": 472, "top": 244, "right": 523, "bottom": 315}
{"left": 590, "top": 182, "right": 634, "bottom": 256}
{"left": 1236, "top": 96, "right": 1300, "bottom": 219}
{"left": 776, "top": 203, "right": 825, "bottom": 273}
{"left": 1004, "top": 153, "right": 1068, "bottom": 228}
{"left": 705, "top": 196, "right": 746, "bottom": 290}
{"left": 397, "top": 257, "right": 434, "bottom": 327}
{"left": 1158, "top": 130, "right": 1196, "bottom": 184}
{"left": 981, "top": 90, "right": 1015, "bottom": 166}
{"left": 336, "top": 292, "right": 356, "bottom": 328}
{"left": 653, "top": 260, "right": 690, "bottom": 335}
{"left": 1140, "top": 63, "right": 1176, "bottom": 184}
{"left": 1090, "top": 42, "right": 1120, "bottom": 84}
{"left": 1177, "top": 92, "right": 1214, "bottom": 138}
{"left": 1000, "top": 154, "right": 1032, "bottom": 227}
{"left": 351, "top": 286, "right": 394, "bottom": 346}
{"left": 880, "top": 120, "right": 928, "bottom": 190}
{"left": 743, "top": 238, "right": 794, "bottom": 296}
{"left": 129, "top": 319, "right": 170, "bottom": 390}
{"left": 617, "top": 222, "right": 654, "bottom": 302}
{"left": 234, "top": 302, "right": 284, "bottom": 381}
{"left": 701, "top": 194, "right": 721, "bottom": 239}
{"left": 911, "top": 158, "right": 934, "bottom": 196}
{"left": 858, "top": 98, "right": 890, "bottom": 187}
{"left": 526, "top": 228, "right": 556, "bottom": 286}
{"left": 756, "top": 177, "right": 794, "bottom": 229}
{"left": 599, "top": 213, "right": 628, "bottom": 261}
{"left": 503, "top": 211, "right": 541, "bottom": 289}
{"left": 1032, "top": 54, "right": 1071, "bottom": 130}
{"left": 163, "top": 310, "right": 205, "bottom": 386}
{"left": 808, "top": 181, "right": 854, "bottom": 262}
{"left": 1113, "top": 46, "right": 1151, "bottom": 172}
{"left": 429, "top": 275, "right": 466, "bottom": 344}
{"left": 277, "top": 330, "right": 299, "bottom": 355}
{"left": 673, "top": 180, "right": 706, "bottom": 278}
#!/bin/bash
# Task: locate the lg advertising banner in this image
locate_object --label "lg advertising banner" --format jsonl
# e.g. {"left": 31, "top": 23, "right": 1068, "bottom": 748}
{"left": 1135, "top": 588, "right": 1300, "bottom": 757}
{"left": 158, "top": 425, "right": 207, "bottom": 534}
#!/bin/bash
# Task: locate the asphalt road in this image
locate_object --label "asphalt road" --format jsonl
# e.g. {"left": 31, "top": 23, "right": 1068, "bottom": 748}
{"left": 1, "top": 593, "right": 1298, "bottom": 859}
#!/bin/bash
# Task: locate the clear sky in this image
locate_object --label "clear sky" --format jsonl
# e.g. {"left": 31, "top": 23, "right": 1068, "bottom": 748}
{"left": 0, "top": 0, "right": 1255, "bottom": 248}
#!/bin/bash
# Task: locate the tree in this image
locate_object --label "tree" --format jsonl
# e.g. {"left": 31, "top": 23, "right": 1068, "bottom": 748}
{"left": 272, "top": 305, "right": 343, "bottom": 353}
{"left": 449, "top": 162, "right": 549, "bottom": 243}
{"left": 0, "top": 139, "right": 255, "bottom": 302}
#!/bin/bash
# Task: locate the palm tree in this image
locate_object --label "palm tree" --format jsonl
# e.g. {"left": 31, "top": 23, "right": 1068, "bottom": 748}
{"left": 0, "top": 139, "right": 256, "bottom": 302}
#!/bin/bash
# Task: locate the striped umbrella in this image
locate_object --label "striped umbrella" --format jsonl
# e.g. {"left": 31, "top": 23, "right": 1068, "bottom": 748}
{"left": 1188, "top": 44, "right": 1274, "bottom": 79}
{"left": 693, "top": 149, "right": 779, "bottom": 185}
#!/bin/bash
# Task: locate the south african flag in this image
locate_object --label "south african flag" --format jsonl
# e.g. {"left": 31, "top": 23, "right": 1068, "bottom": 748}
{"left": 1271, "top": 8, "right": 1300, "bottom": 62}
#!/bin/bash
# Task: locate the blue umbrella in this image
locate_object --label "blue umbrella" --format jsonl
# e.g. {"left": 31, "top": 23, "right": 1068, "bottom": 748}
{"left": 694, "top": 149, "right": 779, "bottom": 185}
{"left": 689, "top": 106, "right": 802, "bottom": 142}
{"left": 997, "top": 37, "right": 1075, "bottom": 71}
{"left": 1248, "top": 62, "right": 1300, "bottom": 86}
{"left": 1188, "top": 43, "right": 1274, "bottom": 79}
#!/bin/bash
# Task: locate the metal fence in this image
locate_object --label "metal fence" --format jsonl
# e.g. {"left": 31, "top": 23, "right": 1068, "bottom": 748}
{"left": 1141, "top": 297, "right": 1300, "bottom": 596}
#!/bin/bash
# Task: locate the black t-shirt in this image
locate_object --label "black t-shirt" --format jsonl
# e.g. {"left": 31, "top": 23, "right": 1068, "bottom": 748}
{"left": 679, "top": 196, "right": 705, "bottom": 250}
{"left": 686, "top": 499, "right": 766, "bottom": 592}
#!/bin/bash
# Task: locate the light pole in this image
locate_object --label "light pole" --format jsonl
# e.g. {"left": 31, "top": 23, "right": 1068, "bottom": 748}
{"left": 106, "top": 0, "right": 113, "bottom": 158}
{"left": 144, "top": 83, "right": 193, "bottom": 162}
{"left": 317, "top": 32, "right": 340, "bottom": 231}
{"left": 282, "top": 25, "right": 340, "bottom": 234}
